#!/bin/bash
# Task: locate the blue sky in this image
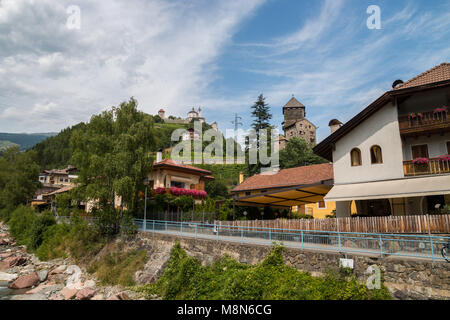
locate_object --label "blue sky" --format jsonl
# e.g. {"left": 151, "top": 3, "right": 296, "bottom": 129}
{"left": 0, "top": 0, "right": 449, "bottom": 143}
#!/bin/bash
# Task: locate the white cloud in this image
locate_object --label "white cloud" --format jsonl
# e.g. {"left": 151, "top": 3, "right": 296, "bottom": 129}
{"left": 0, "top": 0, "right": 265, "bottom": 132}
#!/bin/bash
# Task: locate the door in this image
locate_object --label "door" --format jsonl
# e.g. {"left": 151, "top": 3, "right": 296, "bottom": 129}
{"left": 411, "top": 144, "right": 429, "bottom": 159}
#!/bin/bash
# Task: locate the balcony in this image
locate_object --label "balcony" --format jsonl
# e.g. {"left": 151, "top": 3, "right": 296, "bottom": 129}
{"left": 403, "top": 157, "right": 450, "bottom": 176}
{"left": 398, "top": 110, "right": 450, "bottom": 136}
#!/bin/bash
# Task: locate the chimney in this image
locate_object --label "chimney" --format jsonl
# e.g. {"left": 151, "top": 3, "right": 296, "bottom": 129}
{"left": 328, "top": 119, "right": 343, "bottom": 134}
{"left": 156, "top": 151, "right": 162, "bottom": 163}
{"left": 239, "top": 172, "right": 244, "bottom": 184}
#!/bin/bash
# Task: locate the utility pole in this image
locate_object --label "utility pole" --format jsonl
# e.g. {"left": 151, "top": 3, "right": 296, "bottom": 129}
{"left": 231, "top": 113, "right": 243, "bottom": 165}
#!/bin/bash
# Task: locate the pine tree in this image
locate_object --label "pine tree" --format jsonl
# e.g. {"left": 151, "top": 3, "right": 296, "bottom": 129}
{"left": 247, "top": 94, "right": 273, "bottom": 176}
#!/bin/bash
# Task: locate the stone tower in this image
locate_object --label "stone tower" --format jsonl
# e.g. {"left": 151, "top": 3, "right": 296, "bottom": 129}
{"left": 281, "top": 96, "right": 317, "bottom": 146}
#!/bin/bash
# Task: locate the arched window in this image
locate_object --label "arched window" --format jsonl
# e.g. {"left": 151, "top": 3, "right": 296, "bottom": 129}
{"left": 370, "top": 145, "right": 383, "bottom": 164}
{"left": 350, "top": 148, "right": 362, "bottom": 166}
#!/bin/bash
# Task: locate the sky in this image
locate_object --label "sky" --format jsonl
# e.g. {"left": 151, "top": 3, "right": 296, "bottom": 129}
{"left": 0, "top": 0, "right": 449, "bottom": 142}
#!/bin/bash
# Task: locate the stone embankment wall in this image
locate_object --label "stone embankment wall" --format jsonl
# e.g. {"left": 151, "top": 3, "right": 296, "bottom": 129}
{"left": 136, "top": 232, "right": 450, "bottom": 300}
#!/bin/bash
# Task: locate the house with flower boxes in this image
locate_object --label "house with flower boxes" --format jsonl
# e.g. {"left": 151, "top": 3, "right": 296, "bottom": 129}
{"left": 147, "top": 153, "right": 214, "bottom": 202}
{"left": 314, "top": 62, "right": 450, "bottom": 217}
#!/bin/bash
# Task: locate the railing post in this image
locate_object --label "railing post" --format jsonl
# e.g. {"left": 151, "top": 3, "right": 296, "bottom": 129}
{"left": 165, "top": 221, "right": 167, "bottom": 232}
{"left": 195, "top": 224, "right": 197, "bottom": 239}
{"left": 180, "top": 222, "right": 183, "bottom": 237}
{"left": 217, "top": 224, "right": 219, "bottom": 242}
{"left": 379, "top": 234, "right": 383, "bottom": 257}
{"left": 153, "top": 220, "right": 155, "bottom": 234}
{"left": 269, "top": 229, "right": 271, "bottom": 242}
{"left": 143, "top": 216, "right": 146, "bottom": 232}
{"left": 430, "top": 235, "right": 435, "bottom": 263}
{"left": 241, "top": 227, "right": 244, "bottom": 244}
{"left": 338, "top": 231, "right": 341, "bottom": 251}
{"left": 301, "top": 230, "right": 304, "bottom": 250}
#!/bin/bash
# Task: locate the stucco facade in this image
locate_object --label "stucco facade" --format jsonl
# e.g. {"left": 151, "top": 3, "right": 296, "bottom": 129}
{"left": 332, "top": 102, "right": 404, "bottom": 184}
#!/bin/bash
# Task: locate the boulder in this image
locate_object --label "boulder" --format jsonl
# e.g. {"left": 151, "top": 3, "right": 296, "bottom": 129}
{"left": 0, "top": 252, "right": 13, "bottom": 259}
{"left": 107, "top": 292, "right": 129, "bottom": 300}
{"left": 8, "top": 272, "right": 40, "bottom": 289}
{"left": 9, "top": 293, "right": 47, "bottom": 300}
{"left": 91, "top": 294, "right": 104, "bottom": 300}
{"left": 0, "top": 238, "right": 10, "bottom": 246}
{"left": 83, "top": 279, "right": 96, "bottom": 288}
{"left": 76, "top": 287, "right": 97, "bottom": 300}
{"left": 61, "top": 287, "right": 78, "bottom": 300}
{"left": 37, "top": 269, "right": 48, "bottom": 282}
{"left": 50, "top": 265, "right": 66, "bottom": 275}
{"left": 0, "top": 271, "right": 18, "bottom": 283}
{"left": 4, "top": 256, "right": 28, "bottom": 268}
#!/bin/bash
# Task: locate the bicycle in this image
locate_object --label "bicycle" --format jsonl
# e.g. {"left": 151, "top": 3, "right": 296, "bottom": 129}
{"left": 442, "top": 241, "right": 450, "bottom": 262}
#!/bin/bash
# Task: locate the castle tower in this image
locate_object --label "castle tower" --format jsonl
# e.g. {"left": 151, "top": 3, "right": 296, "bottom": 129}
{"left": 158, "top": 109, "right": 165, "bottom": 119}
{"left": 281, "top": 96, "right": 316, "bottom": 146}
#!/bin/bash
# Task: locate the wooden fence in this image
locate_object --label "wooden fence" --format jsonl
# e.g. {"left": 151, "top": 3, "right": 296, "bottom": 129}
{"left": 216, "top": 214, "right": 450, "bottom": 234}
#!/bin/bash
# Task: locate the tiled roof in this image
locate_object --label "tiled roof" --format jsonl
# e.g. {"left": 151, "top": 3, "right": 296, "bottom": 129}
{"left": 232, "top": 163, "right": 333, "bottom": 192}
{"left": 45, "top": 185, "right": 75, "bottom": 196}
{"left": 394, "top": 63, "right": 450, "bottom": 90}
{"left": 153, "top": 159, "right": 212, "bottom": 175}
{"left": 283, "top": 97, "right": 305, "bottom": 108}
{"left": 282, "top": 120, "right": 297, "bottom": 129}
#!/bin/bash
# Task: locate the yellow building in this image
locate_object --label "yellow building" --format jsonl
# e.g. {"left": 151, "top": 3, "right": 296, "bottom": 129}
{"left": 300, "top": 201, "right": 357, "bottom": 219}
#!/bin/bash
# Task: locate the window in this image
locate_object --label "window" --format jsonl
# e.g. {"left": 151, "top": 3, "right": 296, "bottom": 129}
{"left": 411, "top": 144, "right": 429, "bottom": 159}
{"left": 318, "top": 201, "right": 326, "bottom": 209}
{"left": 350, "top": 148, "right": 362, "bottom": 166}
{"left": 447, "top": 141, "right": 450, "bottom": 154}
{"left": 170, "top": 181, "right": 185, "bottom": 188}
{"left": 370, "top": 145, "right": 383, "bottom": 164}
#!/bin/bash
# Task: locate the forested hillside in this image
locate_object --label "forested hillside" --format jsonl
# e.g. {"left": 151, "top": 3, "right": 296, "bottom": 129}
{"left": 31, "top": 123, "right": 87, "bottom": 169}
{"left": 0, "top": 132, "right": 56, "bottom": 151}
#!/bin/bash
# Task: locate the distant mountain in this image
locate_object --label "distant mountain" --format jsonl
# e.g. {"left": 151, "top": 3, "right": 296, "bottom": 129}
{"left": 0, "top": 132, "right": 58, "bottom": 151}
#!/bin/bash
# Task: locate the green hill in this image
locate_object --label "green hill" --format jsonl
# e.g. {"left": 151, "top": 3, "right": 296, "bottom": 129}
{"left": 0, "top": 140, "right": 19, "bottom": 151}
{"left": 0, "top": 132, "right": 57, "bottom": 151}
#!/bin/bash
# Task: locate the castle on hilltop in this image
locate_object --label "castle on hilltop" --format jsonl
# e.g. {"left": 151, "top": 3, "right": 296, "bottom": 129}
{"left": 278, "top": 96, "right": 317, "bottom": 149}
{"left": 158, "top": 107, "right": 218, "bottom": 131}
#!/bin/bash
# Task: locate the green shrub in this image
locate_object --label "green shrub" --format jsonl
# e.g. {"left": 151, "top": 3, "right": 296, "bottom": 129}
{"left": 8, "top": 206, "right": 37, "bottom": 245}
{"left": 135, "top": 243, "right": 392, "bottom": 300}
{"left": 27, "top": 211, "right": 56, "bottom": 250}
{"left": 36, "top": 223, "right": 71, "bottom": 260}
{"left": 88, "top": 249, "right": 147, "bottom": 286}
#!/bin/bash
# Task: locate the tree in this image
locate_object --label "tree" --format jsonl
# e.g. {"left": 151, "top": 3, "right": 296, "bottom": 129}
{"left": 279, "top": 137, "right": 327, "bottom": 169}
{"left": 247, "top": 94, "right": 273, "bottom": 176}
{"left": 205, "top": 180, "right": 229, "bottom": 199}
{"left": 0, "top": 146, "right": 41, "bottom": 220}
{"left": 70, "top": 97, "right": 157, "bottom": 234}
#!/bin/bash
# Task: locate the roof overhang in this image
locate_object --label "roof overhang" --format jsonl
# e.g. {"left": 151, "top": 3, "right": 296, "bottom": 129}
{"left": 233, "top": 180, "right": 333, "bottom": 208}
{"left": 324, "top": 175, "right": 450, "bottom": 202}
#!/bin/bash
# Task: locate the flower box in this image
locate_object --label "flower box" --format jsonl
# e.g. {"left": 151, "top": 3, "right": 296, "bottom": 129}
{"left": 412, "top": 158, "right": 429, "bottom": 165}
{"left": 433, "top": 106, "right": 448, "bottom": 113}
{"left": 153, "top": 186, "right": 207, "bottom": 199}
{"left": 438, "top": 154, "right": 450, "bottom": 162}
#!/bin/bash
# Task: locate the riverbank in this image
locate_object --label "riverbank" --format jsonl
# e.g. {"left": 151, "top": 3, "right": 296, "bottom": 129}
{"left": 0, "top": 221, "right": 142, "bottom": 300}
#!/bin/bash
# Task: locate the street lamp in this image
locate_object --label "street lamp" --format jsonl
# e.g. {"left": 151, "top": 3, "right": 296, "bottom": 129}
{"left": 143, "top": 178, "right": 149, "bottom": 231}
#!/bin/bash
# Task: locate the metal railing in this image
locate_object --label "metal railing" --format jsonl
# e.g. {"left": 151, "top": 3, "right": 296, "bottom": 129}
{"left": 135, "top": 219, "right": 450, "bottom": 263}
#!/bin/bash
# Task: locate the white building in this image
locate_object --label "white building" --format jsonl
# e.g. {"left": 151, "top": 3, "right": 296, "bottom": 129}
{"left": 314, "top": 63, "right": 450, "bottom": 217}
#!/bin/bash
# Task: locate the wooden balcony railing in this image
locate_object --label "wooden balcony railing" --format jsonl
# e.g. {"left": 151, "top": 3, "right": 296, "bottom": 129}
{"left": 404, "top": 158, "right": 450, "bottom": 176}
{"left": 398, "top": 110, "right": 450, "bottom": 135}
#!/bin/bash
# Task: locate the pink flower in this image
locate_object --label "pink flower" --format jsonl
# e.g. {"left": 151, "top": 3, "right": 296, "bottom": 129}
{"left": 412, "top": 158, "right": 429, "bottom": 165}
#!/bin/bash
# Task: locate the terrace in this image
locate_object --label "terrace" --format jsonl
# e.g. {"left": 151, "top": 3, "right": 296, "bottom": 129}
{"left": 398, "top": 108, "right": 450, "bottom": 137}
